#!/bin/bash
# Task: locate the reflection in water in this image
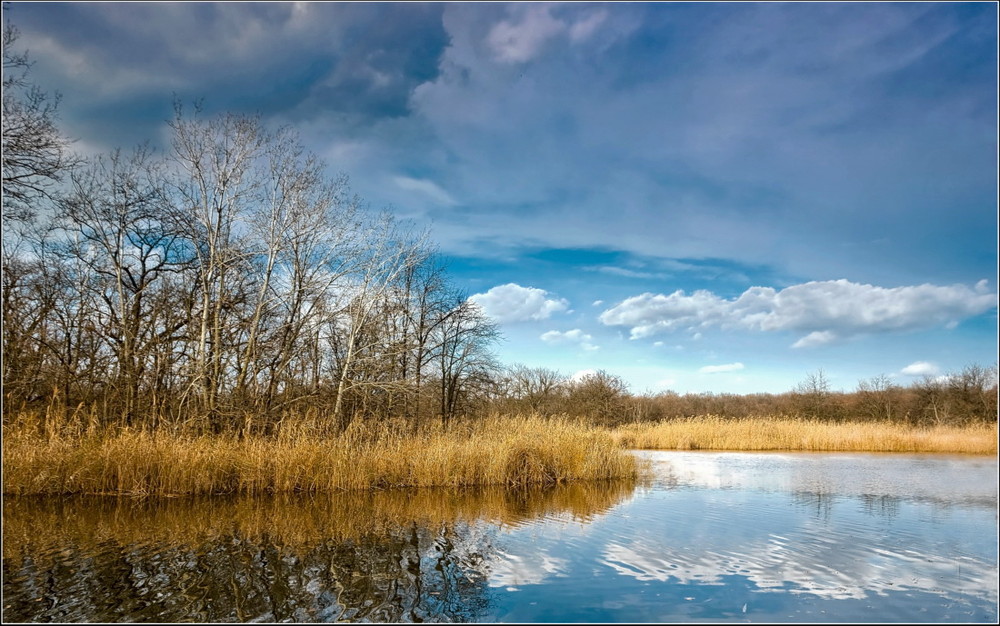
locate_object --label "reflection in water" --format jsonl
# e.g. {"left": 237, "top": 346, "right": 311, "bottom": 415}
{"left": 644, "top": 450, "right": 999, "bottom": 510}
{"left": 588, "top": 452, "right": 998, "bottom": 621}
{"left": 4, "top": 452, "right": 997, "bottom": 623}
{"left": 791, "top": 489, "right": 835, "bottom": 521}
{"left": 861, "top": 493, "right": 901, "bottom": 519}
{"left": 2, "top": 481, "right": 635, "bottom": 622}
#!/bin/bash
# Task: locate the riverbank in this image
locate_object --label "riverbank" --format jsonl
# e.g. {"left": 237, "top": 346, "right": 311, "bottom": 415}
{"left": 610, "top": 416, "right": 998, "bottom": 454}
{"left": 2, "top": 414, "right": 637, "bottom": 496}
{"left": 5, "top": 412, "right": 994, "bottom": 496}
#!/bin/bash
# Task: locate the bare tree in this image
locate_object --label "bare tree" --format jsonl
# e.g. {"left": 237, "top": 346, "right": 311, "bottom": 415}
{"left": 232, "top": 127, "right": 358, "bottom": 412}
{"left": 55, "top": 145, "right": 185, "bottom": 422}
{"left": 1, "top": 233, "right": 57, "bottom": 406}
{"left": 2, "top": 21, "right": 79, "bottom": 224}
{"left": 565, "top": 370, "right": 629, "bottom": 425}
{"left": 856, "top": 374, "right": 898, "bottom": 422}
{"left": 3, "top": 87, "right": 511, "bottom": 429}
{"left": 433, "top": 297, "right": 500, "bottom": 425}
{"left": 396, "top": 252, "right": 455, "bottom": 423}
{"left": 257, "top": 174, "right": 359, "bottom": 412}
{"left": 166, "top": 103, "right": 266, "bottom": 422}
{"left": 327, "top": 216, "right": 428, "bottom": 429}
{"left": 36, "top": 225, "right": 109, "bottom": 409}
{"left": 505, "top": 364, "right": 566, "bottom": 415}
{"left": 794, "top": 368, "right": 835, "bottom": 420}
{"left": 941, "top": 363, "right": 999, "bottom": 424}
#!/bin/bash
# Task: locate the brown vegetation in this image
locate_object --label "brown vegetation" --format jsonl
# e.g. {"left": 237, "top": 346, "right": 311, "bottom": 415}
{"left": 493, "top": 365, "right": 998, "bottom": 428}
{"left": 1, "top": 411, "right": 637, "bottom": 496}
{"left": 611, "top": 416, "right": 997, "bottom": 454}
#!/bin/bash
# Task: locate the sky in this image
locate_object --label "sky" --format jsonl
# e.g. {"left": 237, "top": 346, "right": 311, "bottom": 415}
{"left": 4, "top": 1, "right": 998, "bottom": 394}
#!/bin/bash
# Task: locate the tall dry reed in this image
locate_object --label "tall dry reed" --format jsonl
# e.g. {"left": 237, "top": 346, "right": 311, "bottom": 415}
{"left": 611, "top": 415, "right": 998, "bottom": 454}
{"left": 2, "top": 411, "right": 637, "bottom": 496}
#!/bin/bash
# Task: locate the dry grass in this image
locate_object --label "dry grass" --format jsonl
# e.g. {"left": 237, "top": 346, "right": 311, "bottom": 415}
{"left": 2, "top": 411, "right": 637, "bottom": 496}
{"left": 611, "top": 415, "right": 998, "bottom": 454}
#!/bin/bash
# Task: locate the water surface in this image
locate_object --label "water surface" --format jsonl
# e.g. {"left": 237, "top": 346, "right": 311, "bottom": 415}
{"left": 3, "top": 451, "right": 996, "bottom": 622}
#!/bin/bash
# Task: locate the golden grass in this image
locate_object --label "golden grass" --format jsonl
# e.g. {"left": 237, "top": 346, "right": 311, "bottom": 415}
{"left": 1, "top": 412, "right": 638, "bottom": 496}
{"left": 611, "top": 415, "right": 998, "bottom": 454}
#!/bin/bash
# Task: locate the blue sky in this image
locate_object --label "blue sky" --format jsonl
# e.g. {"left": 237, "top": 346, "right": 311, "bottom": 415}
{"left": 6, "top": 2, "right": 997, "bottom": 394}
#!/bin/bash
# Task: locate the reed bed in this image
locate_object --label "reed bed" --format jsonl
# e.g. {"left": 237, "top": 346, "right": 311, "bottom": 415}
{"left": 2, "top": 412, "right": 637, "bottom": 496}
{"left": 611, "top": 415, "right": 998, "bottom": 454}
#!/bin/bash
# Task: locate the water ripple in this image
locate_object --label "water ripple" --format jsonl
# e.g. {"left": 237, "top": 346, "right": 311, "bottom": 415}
{"left": 4, "top": 452, "right": 997, "bottom": 623}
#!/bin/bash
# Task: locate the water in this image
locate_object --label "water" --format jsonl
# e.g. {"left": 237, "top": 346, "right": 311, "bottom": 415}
{"left": 3, "top": 451, "right": 997, "bottom": 623}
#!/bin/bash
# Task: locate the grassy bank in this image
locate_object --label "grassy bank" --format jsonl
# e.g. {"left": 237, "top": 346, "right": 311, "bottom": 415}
{"left": 1, "top": 413, "right": 637, "bottom": 496}
{"left": 611, "top": 416, "right": 998, "bottom": 454}
{"left": 5, "top": 410, "right": 993, "bottom": 496}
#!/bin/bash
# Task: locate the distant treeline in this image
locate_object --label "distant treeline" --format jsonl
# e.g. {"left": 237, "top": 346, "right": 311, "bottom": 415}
{"left": 487, "top": 364, "right": 999, "bottom": 427}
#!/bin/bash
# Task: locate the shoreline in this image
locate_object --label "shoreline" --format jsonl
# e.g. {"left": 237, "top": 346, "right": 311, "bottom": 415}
{"left": 611, "top": 416, "right": 997, "bottom": 455}
{"left": 1, "top": 414, "right": 637, "bottom": 497}
{"left": 3, "top": 413, "right": 995, "bottom": 497}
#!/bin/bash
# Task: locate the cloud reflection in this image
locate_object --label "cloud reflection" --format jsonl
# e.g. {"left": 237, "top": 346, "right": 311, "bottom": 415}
{"left": 600, "top": 452, "right": 998, "bottom": 604}
{"left": 642, "top": 451, "right": 999, "bottom": 508}
{"left": 486, "top": 548, "right": 569, "bottom": 589}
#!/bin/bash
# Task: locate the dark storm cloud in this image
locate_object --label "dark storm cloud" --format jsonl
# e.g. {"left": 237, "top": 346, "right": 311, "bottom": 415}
{"left": 8, "top": 2, "right": 449, "bottom": 149}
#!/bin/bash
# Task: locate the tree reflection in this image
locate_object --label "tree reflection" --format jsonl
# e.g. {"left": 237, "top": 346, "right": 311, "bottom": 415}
{"left": 2, "top": 480, "right": 635, "bottom": 622}
{"left": 791, "top": 489, "right": 834, "bottom": 521}
{"left": 860, "top": 493, "right": 901, "bottom": 520}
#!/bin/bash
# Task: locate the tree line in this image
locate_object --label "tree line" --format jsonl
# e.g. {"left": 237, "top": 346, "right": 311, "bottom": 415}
{"left": 2, "top": 22, "right": 501, "bottom": 432}
{"left": 489, "top": 364, "right": 998, "bottom": 427}
{"left": 3, "top": 21, "right": 996, "bottom": 433}
{"left": 2, "top": 108, "right": 501, "bottom": 431}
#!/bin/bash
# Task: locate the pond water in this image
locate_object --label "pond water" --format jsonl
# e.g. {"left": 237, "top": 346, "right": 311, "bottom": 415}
{"left": 3, "top": 451, "right": 997, "bottom": 623}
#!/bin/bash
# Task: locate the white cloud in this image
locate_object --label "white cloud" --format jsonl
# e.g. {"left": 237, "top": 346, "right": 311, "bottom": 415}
{"left": 599, "top": 279, "right": 998, "bottom": 346}
{"left": 393, "top": 175, "right": 457, "bottom": 206}
{"left": 540, "top": 328, "right": 598, "bottom": 351}
{"left": 470, "top": 283, "right": 568, "bottom": 323}
{"left": 488, "top": 5, "right": 565, "bottom": 63}
{"left": 568, "top": 9, "right": 608, "bottom": 42}
{"left": 487, "top": 4, "right": 609, "bottom": 64}
{"left": 587, "top": 265, "right": 667, "bottom": 280}
{"left": 900, "top": 361, "right": 940, "bottom": 377}
{"left": 699, "top": 363, "right": 745, "bottom": 374}
{"left": 570, "top": 368, "right": 598, "bottom": 383}
{"left": 592, "top": 300, "right": 604, "bottom": 307}
{"left": 792, "top": 330, "right": 838, "bottom": 349}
